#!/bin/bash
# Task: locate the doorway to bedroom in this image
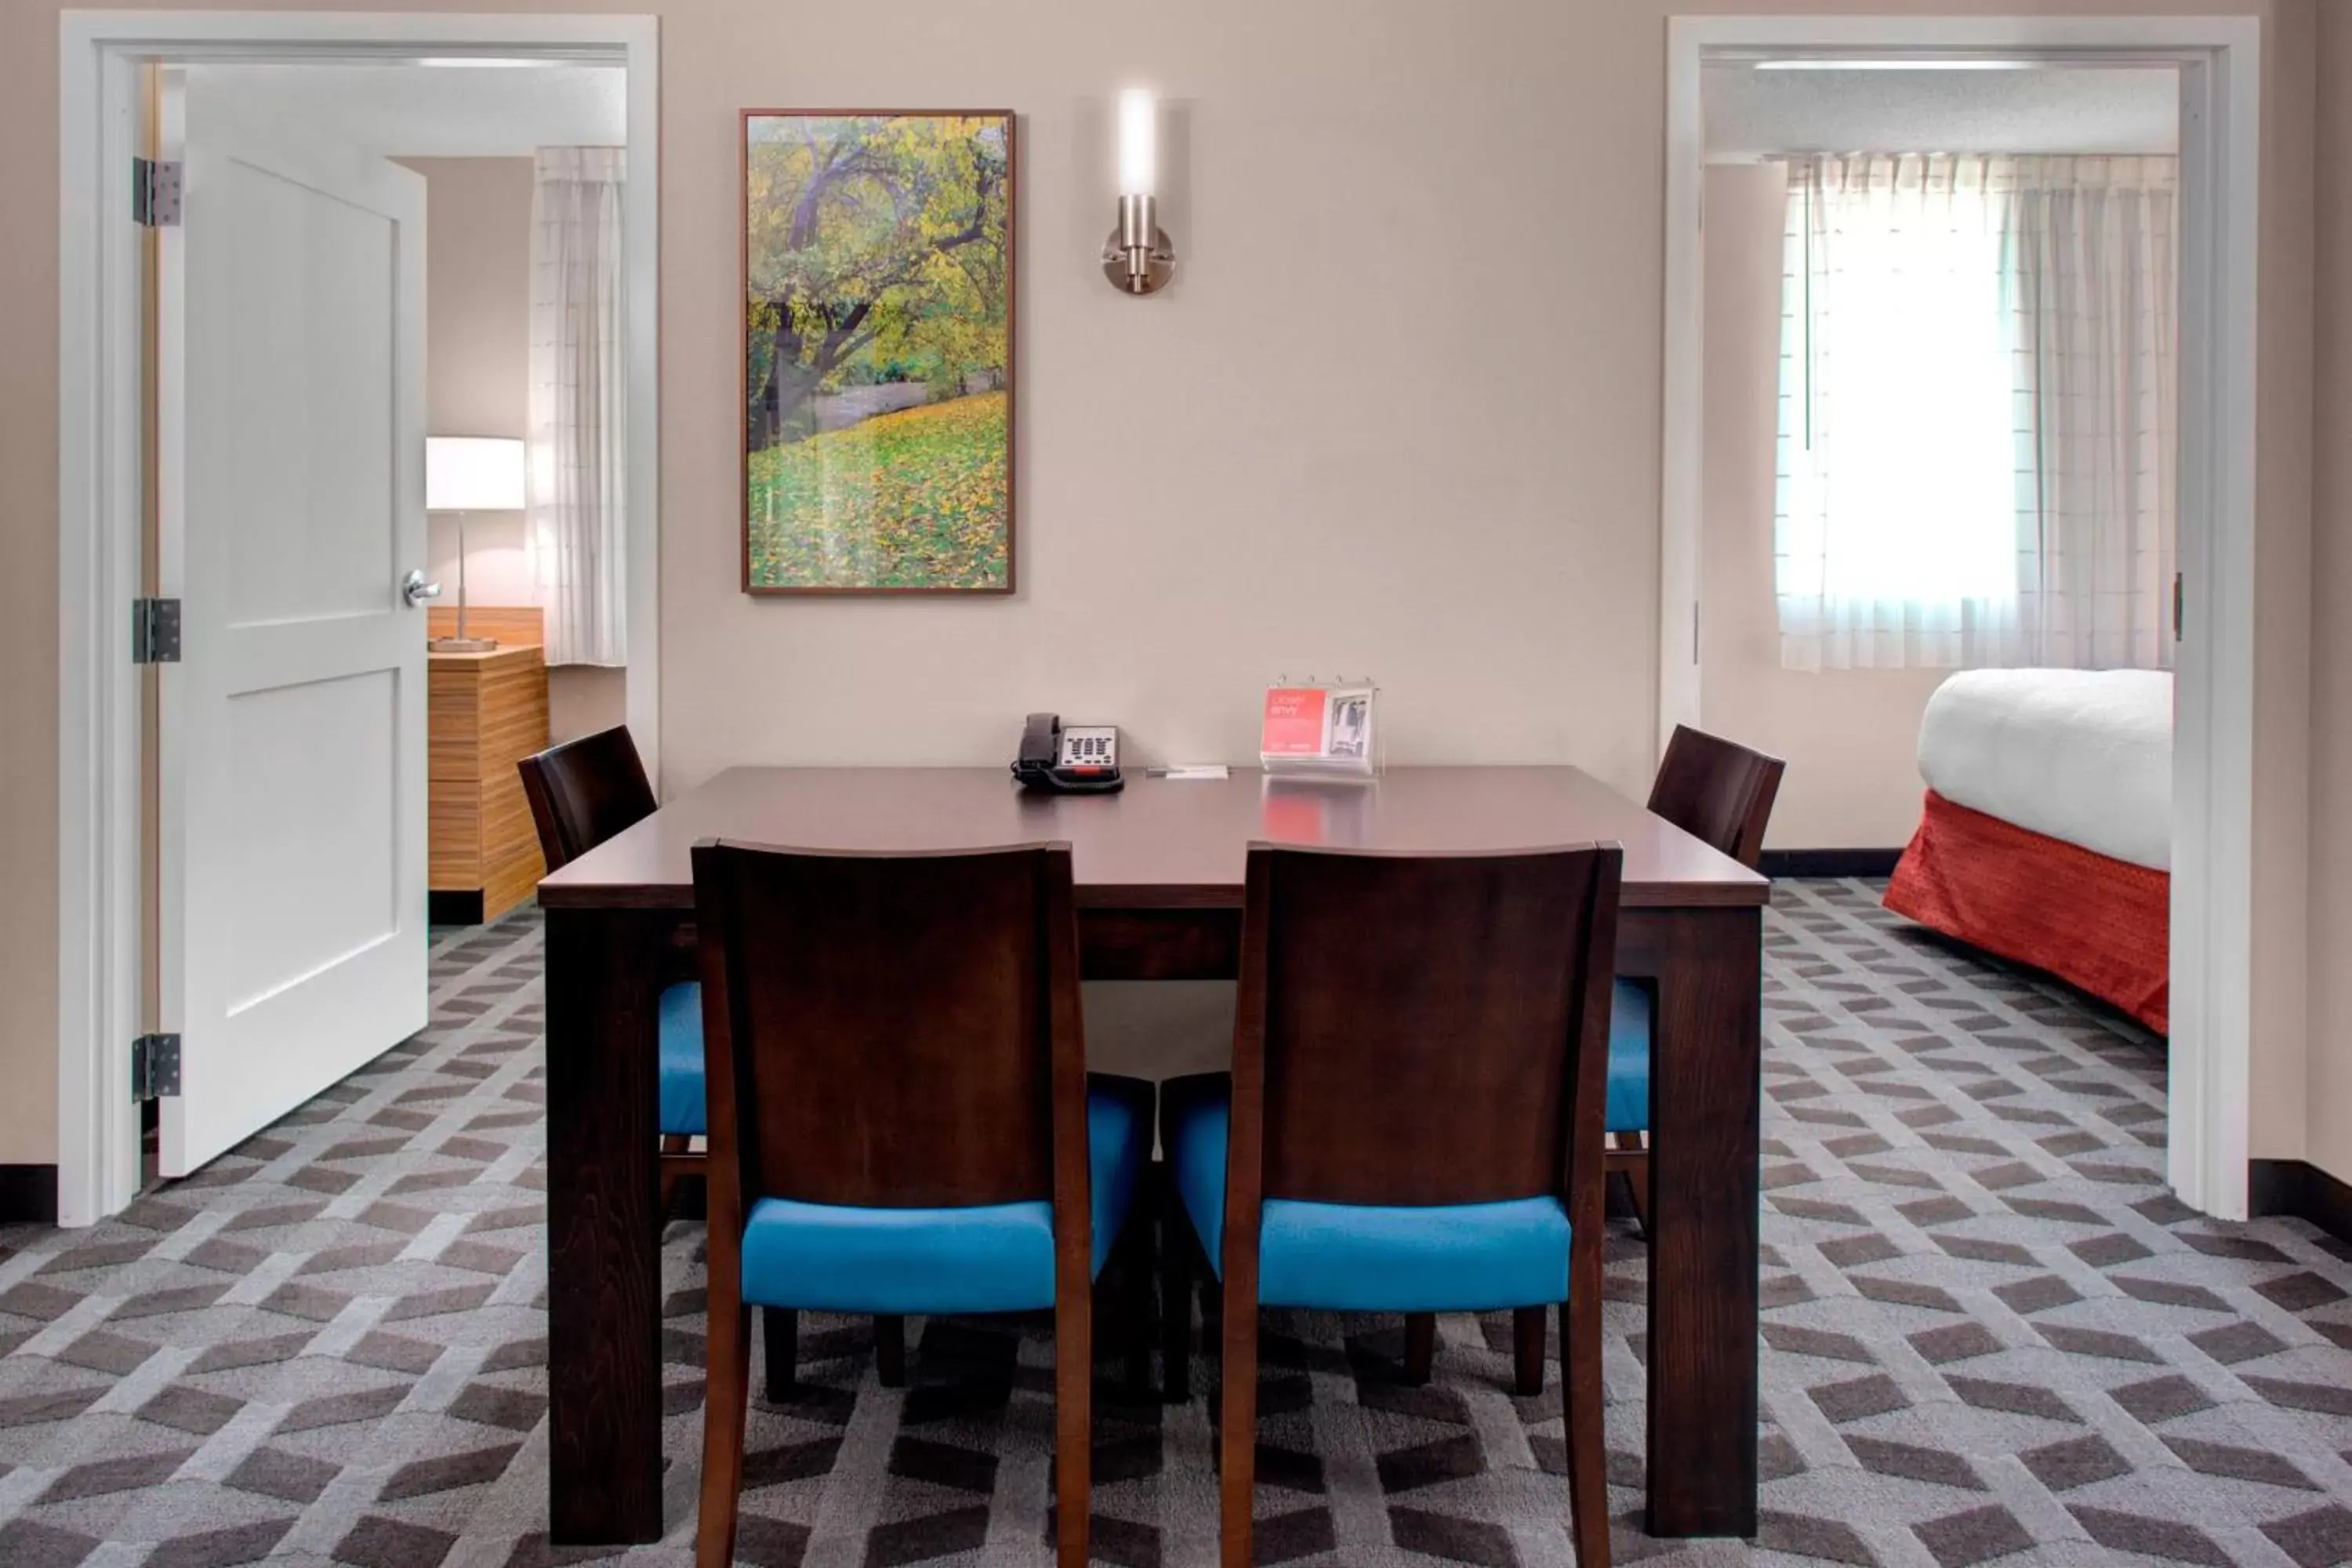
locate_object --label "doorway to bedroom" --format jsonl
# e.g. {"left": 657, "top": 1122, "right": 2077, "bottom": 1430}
{"left": 1664, "top": 19, "right": 2264, "bottom": 1220}
{"left": 1697, "top": 58, "right": 2180, "bottom": 872}
{"left": 1694, "top": 56, "right": 2180, "bottom": 1033}
{"left": 55, "top": 13, "right": 662, "bottom": 1227}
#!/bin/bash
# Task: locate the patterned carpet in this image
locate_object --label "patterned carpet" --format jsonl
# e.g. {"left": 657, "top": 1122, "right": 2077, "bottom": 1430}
{"left": 2, "top": 880, "right": 2350, "bottom": 1567}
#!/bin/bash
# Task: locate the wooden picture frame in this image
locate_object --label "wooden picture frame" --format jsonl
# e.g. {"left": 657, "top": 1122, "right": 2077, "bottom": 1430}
{"left": 740, "top": 110, "right": 1017, "bottom": 596}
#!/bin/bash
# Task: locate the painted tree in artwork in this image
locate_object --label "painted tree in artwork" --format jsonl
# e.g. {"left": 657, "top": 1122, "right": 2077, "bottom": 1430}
{"left": 744, "top": 116, "right": 1008, "bottom": 451}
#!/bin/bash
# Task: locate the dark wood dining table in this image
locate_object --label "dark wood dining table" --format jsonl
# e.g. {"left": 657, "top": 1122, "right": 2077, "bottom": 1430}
{"left": 537, "top": 765, "right": 1768, "bottom": 1544}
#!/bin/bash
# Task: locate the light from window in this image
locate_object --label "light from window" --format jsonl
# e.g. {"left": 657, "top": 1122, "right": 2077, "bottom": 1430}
{"left": 1778, "top": 181, "right": 2017, "bottom": 610}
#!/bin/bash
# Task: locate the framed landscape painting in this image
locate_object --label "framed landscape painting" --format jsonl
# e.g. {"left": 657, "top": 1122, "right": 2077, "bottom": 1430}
{"left": 742, "top": 111, "right": 1015, "bottom": 593}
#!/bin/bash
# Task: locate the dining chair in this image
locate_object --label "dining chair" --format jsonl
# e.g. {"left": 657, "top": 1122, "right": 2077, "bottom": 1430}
{"left": 1606, "top": 724, "right": 1784, "bottom": 1229}
{"left": 689, "top": 839, "right": 1153, "bottom": 1568}
{"left": 1160, "top": 842, "right": 1623, "bottom": 1568}
{"left": 517, "top": 728, "right": 706, "bottom": 1205}
{"left": 517, "top": 725, "right": 659, "bottom": 873}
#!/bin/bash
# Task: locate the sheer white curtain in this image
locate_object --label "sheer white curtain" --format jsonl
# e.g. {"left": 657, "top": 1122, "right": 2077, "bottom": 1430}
{"left": 526, "top": 147, "right": 627, "bottom": 666}
{"left": 2006, "top": 156, "right": 2178, "bottom": 670}
{"left": 1773, "top": 154, "right": 2176, "bottom": 672}
{"left": 1776, "top": 155, "right": 2020, "bottom": 670}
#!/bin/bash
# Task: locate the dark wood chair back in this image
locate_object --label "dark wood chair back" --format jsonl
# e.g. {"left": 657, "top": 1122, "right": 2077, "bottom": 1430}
{"left": 1207, "top": 843, "right": 1624, "bottom": 1568}
{"left": 1646, "top": 724, "right": 1786, "bottom": 869}
{"left": 1232, "top": 843, "right": 1623, "bottom": 1216}
{"left": 517, "top": 727, "right": 657, "bottom": 873}
{"left": 689, "top": 840, "right": 1089, "bottom": 1215}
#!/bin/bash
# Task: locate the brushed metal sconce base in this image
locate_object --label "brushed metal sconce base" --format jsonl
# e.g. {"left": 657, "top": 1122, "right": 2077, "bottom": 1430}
{"left": 1102, "top": 229, "right": 1175, "bottom": 294}
{"left": 1102, "top": 193, "right": 1174, "bottom": 294}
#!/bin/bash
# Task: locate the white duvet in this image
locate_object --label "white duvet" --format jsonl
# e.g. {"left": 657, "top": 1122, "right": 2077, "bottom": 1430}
{"left": 1916, "top": 670, "right": 2173, "bottom": 872}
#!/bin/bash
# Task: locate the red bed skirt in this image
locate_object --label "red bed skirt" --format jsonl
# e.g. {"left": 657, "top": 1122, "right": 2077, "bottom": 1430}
{"left": 1883, "top": 789, "right": 2169, "bottom": 1034}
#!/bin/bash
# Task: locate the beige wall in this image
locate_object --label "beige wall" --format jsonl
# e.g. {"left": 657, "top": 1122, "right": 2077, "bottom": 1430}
{"left": 408, "top": 157, "right": 532, "bottom": 612}
{"left": 1697, "top": 161, "right": 1949, "bottom": 850}
{"left": 2306, "top": 1, "right": 2350, "bottom": 1184}
{"left": 550, "top": 666, "right": 628, "bottom": 744}
{"left": 0, "top": 0, "right": 2324, "bottom": 1179}
{"left": 658, "top": 5, "right": 1662, "bottom": 785}
{"left": 406, "top": 155, "right": 626, "bottom": 746}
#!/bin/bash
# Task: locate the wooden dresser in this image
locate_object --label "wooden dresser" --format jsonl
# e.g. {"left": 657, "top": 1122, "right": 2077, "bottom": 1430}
{"left": 428, "top": 607, "right": 550, "bottom": 923}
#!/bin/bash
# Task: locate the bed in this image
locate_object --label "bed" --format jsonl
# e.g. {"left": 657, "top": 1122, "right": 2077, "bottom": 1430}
{"left": 1882, "top": 669, "right": 2172, "bottom": 1033}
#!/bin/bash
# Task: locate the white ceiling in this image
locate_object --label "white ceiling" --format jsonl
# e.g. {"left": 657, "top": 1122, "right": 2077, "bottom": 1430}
{"left": 194, "top": 64, "right": 624, "bottom": 158}
{"left": 1705, "top": 66, "right": 2179, "bottom": 161}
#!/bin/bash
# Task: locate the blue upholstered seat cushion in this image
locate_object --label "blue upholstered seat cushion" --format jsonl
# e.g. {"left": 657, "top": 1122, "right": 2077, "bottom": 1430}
{"left": 1606, "top": 978, "right": 1651, "bottom": 1135}
{"left": 659, "top": 982, "right": 706, "bottom": 1138}
{"left": 736, "top": 1073, "right": 1154, "bottom": 1316}
{"left": 1160, "top": 1074, "right": 1571, "bottom": 1313}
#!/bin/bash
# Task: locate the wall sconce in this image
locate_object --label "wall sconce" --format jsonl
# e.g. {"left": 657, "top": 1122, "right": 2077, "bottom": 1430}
{"left": 1102, "top": 87, "right": 1174, "bottom": 295}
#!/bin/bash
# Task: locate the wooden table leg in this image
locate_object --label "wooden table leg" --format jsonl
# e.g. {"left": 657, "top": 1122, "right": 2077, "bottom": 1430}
{"left": 1629, "top": 905, "right": 1761, "bottom": 1538}
{"left": 546, "top": 906, "right": 670, "bottom": 1544}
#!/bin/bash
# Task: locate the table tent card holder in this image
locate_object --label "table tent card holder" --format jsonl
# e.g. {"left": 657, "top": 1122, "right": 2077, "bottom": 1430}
{"left": 1260, "top": 678, "right": 1380, "bottom": 779}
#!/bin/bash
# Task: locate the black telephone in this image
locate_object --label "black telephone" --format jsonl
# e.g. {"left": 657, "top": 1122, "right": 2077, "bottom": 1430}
{"left": 1012, "top": 713, "right": 1123, "bottom": 793}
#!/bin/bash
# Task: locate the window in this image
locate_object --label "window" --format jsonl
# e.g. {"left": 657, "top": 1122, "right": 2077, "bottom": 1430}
{"left": 1773, "top": 154, "right": 2176, "bottom": 673}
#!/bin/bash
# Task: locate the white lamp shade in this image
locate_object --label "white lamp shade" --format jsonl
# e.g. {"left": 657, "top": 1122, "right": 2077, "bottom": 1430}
{"left": 426, "top": 436, "right": 526, "bottom": 511}
{"left": 1117, "top": 88, "right": 1156, "bottom": 198}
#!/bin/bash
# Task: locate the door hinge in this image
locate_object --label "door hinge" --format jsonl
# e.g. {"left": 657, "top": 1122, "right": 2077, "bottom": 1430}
{"left": 132, "top": 597, "right": 181, "bottom": 664}
{"left": 134, "top": 157, "right": 183, "bottom": 227}
{"left": 132, "top": 1033, "right": 182, "bottom": 1102}
{"left": 2173, "top": 572, "right": 2184, "bottom": 640}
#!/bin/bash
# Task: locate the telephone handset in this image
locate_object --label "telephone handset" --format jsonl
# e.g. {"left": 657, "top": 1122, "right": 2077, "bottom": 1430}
{"left": 1012, "top": 713, "right": 1124, "bottom": 793}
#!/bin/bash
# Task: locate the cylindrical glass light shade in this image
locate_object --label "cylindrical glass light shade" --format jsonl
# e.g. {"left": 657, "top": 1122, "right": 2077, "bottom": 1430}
{"left": 1117, "top": 88, "right": 1156, "bottom": 198}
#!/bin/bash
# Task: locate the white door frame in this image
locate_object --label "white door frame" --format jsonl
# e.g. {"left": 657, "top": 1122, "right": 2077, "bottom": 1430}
{"left": 1661, "top": 15, "right": 2261, "bottom": 1218}
{"left": 58, "top": 11, "right": 662, "bottom": 1226}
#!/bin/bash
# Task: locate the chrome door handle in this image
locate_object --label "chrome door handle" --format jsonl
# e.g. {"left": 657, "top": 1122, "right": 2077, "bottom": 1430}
{"left": 402, "top": 569, "right": 442, "bottom": 608}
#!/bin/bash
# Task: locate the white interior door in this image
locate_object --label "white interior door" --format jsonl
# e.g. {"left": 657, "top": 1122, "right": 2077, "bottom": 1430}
{"left": 156, "top": 71, "right": 430, "bottom": 1177}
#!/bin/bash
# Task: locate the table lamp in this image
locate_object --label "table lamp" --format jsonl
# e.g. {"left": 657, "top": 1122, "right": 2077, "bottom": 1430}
{"left": 425, "top": 436, "right": 525, "bottom": 652}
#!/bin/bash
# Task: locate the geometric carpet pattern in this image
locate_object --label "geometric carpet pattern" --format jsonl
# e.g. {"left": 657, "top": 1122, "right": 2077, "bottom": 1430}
{"left": 0, "top": 879, "right": 2347, "bottom": 1566}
